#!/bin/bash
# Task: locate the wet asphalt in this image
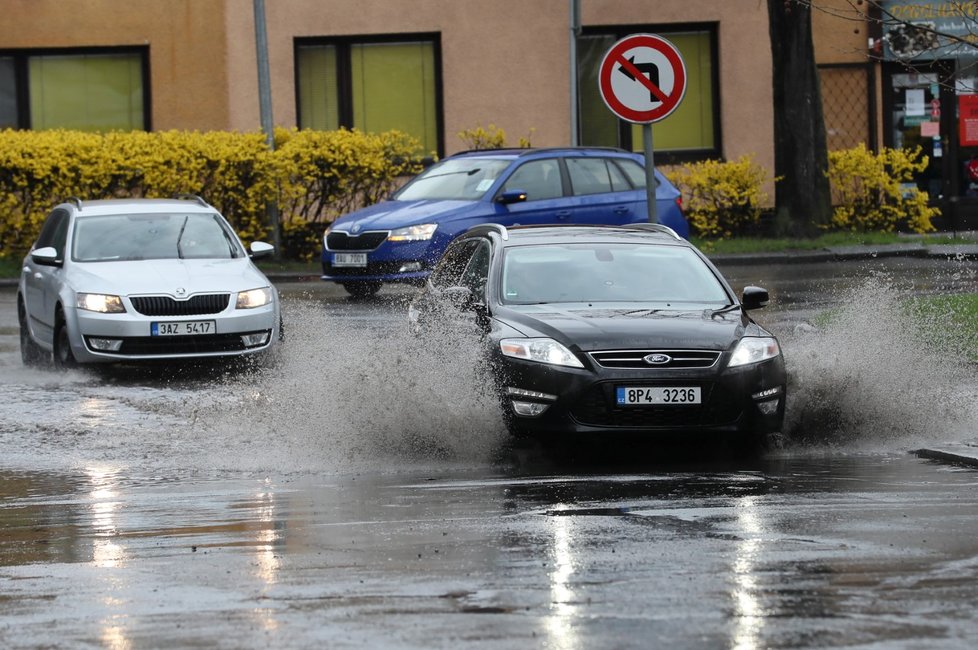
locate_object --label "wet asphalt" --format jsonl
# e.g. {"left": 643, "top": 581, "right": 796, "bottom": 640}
{"left": 1, "top": 254, "right": 978, "bottom": 648}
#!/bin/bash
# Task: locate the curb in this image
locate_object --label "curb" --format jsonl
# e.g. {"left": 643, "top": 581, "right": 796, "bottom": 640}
{"left": 913, "top": 445, "right": 978, "bottom": 468}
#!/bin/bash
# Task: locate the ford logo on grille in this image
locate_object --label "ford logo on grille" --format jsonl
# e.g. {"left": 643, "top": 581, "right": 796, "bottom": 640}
{"left": 644, "top": 353, "right": 672, "bottom": 365}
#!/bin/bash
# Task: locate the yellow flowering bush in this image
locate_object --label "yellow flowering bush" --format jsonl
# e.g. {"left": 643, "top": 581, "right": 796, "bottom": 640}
{"left": 666, "top": 155, "right": 773, "bottom": 238}
{"left": 0, "top": 128, "right": 423, "bottom": 259}
{"left": 827, "top": 144, "right": 938, "bottom": 233}
{"left": 457, "top": 124, "right": 534, "bottom": 150}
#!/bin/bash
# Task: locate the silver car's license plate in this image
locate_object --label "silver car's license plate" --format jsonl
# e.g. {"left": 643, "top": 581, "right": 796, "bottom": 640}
{"left": 151, "top": 320, "right": 215, "bottom": 336}
{"left": 616, "top": 386, "right": 701, "bottom": 405}
{"left": 333, "top": 252, "right": 367, "bottom": 267}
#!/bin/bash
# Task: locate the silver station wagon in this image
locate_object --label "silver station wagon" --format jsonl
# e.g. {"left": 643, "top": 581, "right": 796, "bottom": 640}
{"left": 17, "top": 197, "right": 281, "bottom": 367}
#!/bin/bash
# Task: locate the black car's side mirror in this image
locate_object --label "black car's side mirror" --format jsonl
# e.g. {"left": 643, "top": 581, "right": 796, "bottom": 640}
{"left": 496, "top": 190, "right": 528, "bottom": 205}
{"left": 741, "top": 286, "right": 770, "bottom": 310}
{"left": 441, "top": 285, "right": 476, "bottom": 310}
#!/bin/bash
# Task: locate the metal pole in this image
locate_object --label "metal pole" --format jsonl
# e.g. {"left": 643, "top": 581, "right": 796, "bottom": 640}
{"left": 569, "top": 0, "right": 582, "bottom": 146}
{"left": 253, "top": 0, "right": 282, "bottom": 257}
{"left": 643, "top": 123, "right": 657, "bottom": 223}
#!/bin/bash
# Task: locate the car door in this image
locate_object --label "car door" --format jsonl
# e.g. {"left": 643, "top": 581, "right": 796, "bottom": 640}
{"left": 23, "top": 208, "right": 70, "bottom": 341}
{"left": 492, "top": 158, "right": 573, "bottom": 225}
{"left": 564, "top": 156, "right": 642, "bottom": 225}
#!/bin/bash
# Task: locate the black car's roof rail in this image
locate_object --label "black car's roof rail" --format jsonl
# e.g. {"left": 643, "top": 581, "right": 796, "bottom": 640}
{"left": 173, "top": 193, "right": 210, "bottom": 207}
{"left": 65, "top": 196, "right": 83, "bottom": 210}
{"left": 466, "top": 223, "right": 509, "bottom": 240}
{"left": 624, "top": 223, "right": 683, "bottom": 240}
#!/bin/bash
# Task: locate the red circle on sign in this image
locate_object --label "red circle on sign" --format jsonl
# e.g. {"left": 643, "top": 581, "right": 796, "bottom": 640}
{"left": 598, "top": 34, "right": 687, "bottom": 124}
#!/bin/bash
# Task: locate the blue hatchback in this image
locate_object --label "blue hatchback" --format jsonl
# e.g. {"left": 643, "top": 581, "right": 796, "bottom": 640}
{"left": 321, "top": 147, "right": 688, "bottom": 297}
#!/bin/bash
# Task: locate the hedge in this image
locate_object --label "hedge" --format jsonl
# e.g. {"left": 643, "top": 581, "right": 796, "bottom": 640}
{"left": 0, "top": 128, "right": 423, "bottom": 260}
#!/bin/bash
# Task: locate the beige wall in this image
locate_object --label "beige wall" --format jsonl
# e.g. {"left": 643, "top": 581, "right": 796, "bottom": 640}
{"left": 0, "top": 0, "right": 232, "bottom": 130}
{"left": 4, "top": 0, "right": 777, "bottom": 168}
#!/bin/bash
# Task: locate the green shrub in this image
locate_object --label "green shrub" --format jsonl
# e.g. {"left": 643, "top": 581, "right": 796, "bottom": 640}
{"left": 826, "top": 144, "right": 938, "bottom": 233}
{"left": 666, "top": 155, "right": 773, "bottom": 239}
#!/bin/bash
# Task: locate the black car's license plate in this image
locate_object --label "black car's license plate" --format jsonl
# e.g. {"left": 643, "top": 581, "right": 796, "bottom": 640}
{"left": 151, "top": 320, "right": 215, "bottom": 336}
{"left": 616, "top": 386, "right": 701, "bottom": 405}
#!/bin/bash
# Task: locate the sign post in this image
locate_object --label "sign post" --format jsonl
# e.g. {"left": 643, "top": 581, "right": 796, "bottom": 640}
{"left": 598, "top": 34, "right": 687, "bottom": 224}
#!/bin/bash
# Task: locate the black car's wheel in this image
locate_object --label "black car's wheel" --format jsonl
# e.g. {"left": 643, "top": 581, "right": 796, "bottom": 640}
{"left": 18, "top": 299, "right": 46, "bottom": 367}
{"left": 732, "top": 429, "right": 770, "bottom": 459}
{"left": 53, "top": 310, "right": 78, "bottom": 370}
{"left": 342, "top": 282, "right": 382, "bottom": 298}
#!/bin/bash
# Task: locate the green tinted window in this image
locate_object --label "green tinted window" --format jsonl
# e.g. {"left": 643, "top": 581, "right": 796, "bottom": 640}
{"left": 29, "top": 53, "right": 144, "bottom": 131}
{"left": 296, "top": 45, "right": 339, "bottom": 130}
{"left": 0, "top": 57, "right": 16, "bottom": 128}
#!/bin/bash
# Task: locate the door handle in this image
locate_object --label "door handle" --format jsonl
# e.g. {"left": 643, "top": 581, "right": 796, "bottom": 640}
{"left": 555, "top": 211, "right": 572, "bottom": 220}
{"left": 613, "top": 206, "right": 630, "bottom": 214}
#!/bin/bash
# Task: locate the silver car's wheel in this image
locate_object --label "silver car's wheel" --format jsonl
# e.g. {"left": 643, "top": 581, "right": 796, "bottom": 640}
{"left": 53, "top": 311, "right": 78, "bottom": 370}
{"left": 18, "top": 299, "right": 46, "bottom": 367}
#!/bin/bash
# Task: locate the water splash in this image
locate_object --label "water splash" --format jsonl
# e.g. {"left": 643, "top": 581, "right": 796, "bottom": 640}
{"left": 782, "top": 270, "right": 978, "bottom": 451}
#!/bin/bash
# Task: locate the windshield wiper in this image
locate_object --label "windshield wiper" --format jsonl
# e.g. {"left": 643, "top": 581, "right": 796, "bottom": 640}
{"left": 710, "top": 304, "right": 741, "bottom": 317}
{"left": 417, "top": 169, "right": 481, "bottom": 181}
{"left": 175, "top": 216, "right": 189, "bottom": 259}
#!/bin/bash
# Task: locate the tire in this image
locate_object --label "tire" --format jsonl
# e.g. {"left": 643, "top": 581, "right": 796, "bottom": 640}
{"left": 342, "top": 281, "right": 382, "bottom": 298}
{"left": 18, "top": 299, "right": 46, "bottom": 367}
{"left": 53, "top": 311, "right": 78, "bottom": 370}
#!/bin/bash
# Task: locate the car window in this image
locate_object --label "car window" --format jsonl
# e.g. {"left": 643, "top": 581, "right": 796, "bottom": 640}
{"left": 500, "top": 159, "right": 563, "bottom": 201}
{"left": 429, "top": 239, "right": 479, "bottom": 289}
{"left": 501, "top": 243, "right": 729, "bottom": 305}
{"left": 36, "top": 208, "right": 70, "bottom": 257}
{"left": 458, "top": 240, "right": 491, "bottom": 299}
{"left": 567, "top": 157, "right": 617, "bottom": 196}
{"left": 72, "top": 213, "right": 243, "bottom": 262}
{"left": 395, "top": 158, "right": 511, "bottom": 201}
{"left": 615, "top": 158, "right": 660, "bottom": 190}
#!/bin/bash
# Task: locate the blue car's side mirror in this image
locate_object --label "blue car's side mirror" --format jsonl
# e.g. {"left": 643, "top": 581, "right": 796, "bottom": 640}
{"left": 496, "top": 190, "right": 528, "bottom": 205}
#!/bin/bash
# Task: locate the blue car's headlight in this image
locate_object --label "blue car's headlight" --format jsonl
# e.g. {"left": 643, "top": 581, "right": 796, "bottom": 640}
{"left": 500, "top": 338, "right": 584, "bottom": 368}
{"left": 728, "top": 337, "right": 781, "bottom": 367}
{"left": 387, "top": 223, "right": 437, "bottom": 242}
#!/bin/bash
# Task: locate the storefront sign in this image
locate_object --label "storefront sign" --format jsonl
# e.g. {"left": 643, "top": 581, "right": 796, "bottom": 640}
{"left": 880, "top": 1, "right": 978, "bottom": 60}
{"left": 959, "top": 95, "right": 978, "bottom": 146}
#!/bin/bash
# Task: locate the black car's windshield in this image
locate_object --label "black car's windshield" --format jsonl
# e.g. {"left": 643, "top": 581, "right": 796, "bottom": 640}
{"left": 395, "top": 158, "right": 512, "bottom": 201}
{"left": 72, "top": 213, "right": 243, "bottom": 262}
{"left": 501, "top": 243, "right": 730, "bottom": 305}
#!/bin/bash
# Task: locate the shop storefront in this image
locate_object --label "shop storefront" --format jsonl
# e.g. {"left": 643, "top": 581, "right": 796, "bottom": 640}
{"left": 880, "top": 0, "right": 978, "bottom": 229}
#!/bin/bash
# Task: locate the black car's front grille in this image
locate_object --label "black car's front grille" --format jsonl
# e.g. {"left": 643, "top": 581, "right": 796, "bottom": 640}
{"left": 326, "top": 230, "right": 389, "bottom": 251}
{"left": 570, "top": 382, "right": 741, "bottom": 428}
{"left": 130, "top": 294, "right": 230, "bottom": 316}
{"left": 101, "top": 331, "right": 270, "bottom": 356}
{"left": 589, "top": 349, "right": 721, "bottom": 369}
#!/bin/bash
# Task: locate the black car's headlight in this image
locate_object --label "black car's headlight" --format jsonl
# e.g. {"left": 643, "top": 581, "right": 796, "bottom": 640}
{"left": 387, "top": 223, "right": 437, "bottom": 242}
{"left": 76, "top": 293, "right": 126, "bottom": 313}
{"left": 728, "top": 337, "right": 781, "bottom": 367}
{"left": 500, "top": 338, "right": 584, "bottom": 368}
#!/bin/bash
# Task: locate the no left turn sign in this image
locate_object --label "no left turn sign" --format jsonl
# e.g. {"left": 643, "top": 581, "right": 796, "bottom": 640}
{"left": 598, "top": 34, "right": 687, "bottom": 124}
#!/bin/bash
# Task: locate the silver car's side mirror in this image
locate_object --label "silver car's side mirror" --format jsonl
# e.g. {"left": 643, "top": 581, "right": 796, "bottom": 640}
{"left": 249, "top": 241, "right": 274, "bottom": 259}
{"left": 30, "top": 246, "right": 61, "bottom": 266}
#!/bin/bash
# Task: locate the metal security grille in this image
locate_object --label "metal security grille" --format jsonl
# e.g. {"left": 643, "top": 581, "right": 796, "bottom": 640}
{"left": 818, "top": 63, "right": 878, "bottom": 152}
{"left": 326, "top": 231, "right": 389, "bottom": 251}
{"left": 129, "top": 294, "right": 230, "bottom": 316}
{"left": 588, "top": 349, "right": 721, "bottom": 369}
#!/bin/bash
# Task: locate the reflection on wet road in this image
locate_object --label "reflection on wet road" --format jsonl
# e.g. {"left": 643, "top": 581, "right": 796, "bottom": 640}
{"left": 1, "top": 257, "right": 978, "bottom": 648}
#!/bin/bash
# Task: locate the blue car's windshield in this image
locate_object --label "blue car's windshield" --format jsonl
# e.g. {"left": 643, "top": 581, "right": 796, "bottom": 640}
{"left": 501, "top": 243, "right": 730, "bottom": 305}
{"left": 72, "top": 213, "right": 244, "bottom": 262}
{"left": 395, "top": 158, "right": 512, "bottom": 201}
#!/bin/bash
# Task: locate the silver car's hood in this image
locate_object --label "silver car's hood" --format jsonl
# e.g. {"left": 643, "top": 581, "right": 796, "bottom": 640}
{"left": 68, "top": 258, "right": 271, "bottom": 296}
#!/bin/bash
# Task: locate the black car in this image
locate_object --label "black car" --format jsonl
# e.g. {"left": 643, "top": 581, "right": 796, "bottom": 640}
{"left": 408, "top": 223, "right": 786, "bottom": 453}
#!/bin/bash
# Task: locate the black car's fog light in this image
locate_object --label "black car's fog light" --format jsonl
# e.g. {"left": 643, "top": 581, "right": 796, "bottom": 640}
{"left": 240, "top": 331, "right": 271, "bottom": 348}
{"left": 752, "top": 386, "right": 782, "bottom": 400}
{"left": 752, "top": 386, "right": 783, "bottom": 416}
{"left": 507, "top": 387, "right": 556, "bottom": 418}
{"left": 88, "top": 337, "right": 123, "bottom": 352}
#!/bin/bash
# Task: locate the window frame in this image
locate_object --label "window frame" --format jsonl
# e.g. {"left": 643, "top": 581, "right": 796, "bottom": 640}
{"left": 577, "top": 23, "right": 721, "bottom": 164}
{"left": 0, "top": 46, "right": 151, "bottom": 131}
{"left": 293, "top": 33, "right": 444, "bottom": 157}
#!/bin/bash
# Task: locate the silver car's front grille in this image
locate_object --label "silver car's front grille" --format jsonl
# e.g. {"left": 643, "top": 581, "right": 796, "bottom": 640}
{"left": 588, "top": 349, "right": 721, "bottom": 369}
{"left": 129, "top": 293, "right": 230, "bottom": 316}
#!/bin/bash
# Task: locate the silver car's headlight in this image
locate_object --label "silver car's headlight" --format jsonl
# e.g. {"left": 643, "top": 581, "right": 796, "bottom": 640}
{"left": 728, "top": 337, "right": 781, "bottom": 367}
{"left": 76, "top": 293, "right": 125, "bottom": 313}
{"left": 500, "top": 338, "right": 584, "bottom": 368}
{"left": 387, "top": 223, "right": 437, "bottom": 242}
{"left": 236, "top": 287, "right": 272, "bottom": 309}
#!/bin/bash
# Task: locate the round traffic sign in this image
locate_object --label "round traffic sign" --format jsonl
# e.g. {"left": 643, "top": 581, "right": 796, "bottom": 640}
{"left": 598, "top": 34, "right": 687, "bottom": 124}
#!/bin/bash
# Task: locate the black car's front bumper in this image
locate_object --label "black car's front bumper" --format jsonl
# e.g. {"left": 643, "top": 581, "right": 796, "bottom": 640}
{"left": 496, "top": 354, "right": 786, "bottom": 439}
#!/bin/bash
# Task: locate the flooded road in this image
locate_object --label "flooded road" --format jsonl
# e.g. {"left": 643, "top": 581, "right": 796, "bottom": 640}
{"left": 2, "top": 257, "right": 978, "bottom": 648}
